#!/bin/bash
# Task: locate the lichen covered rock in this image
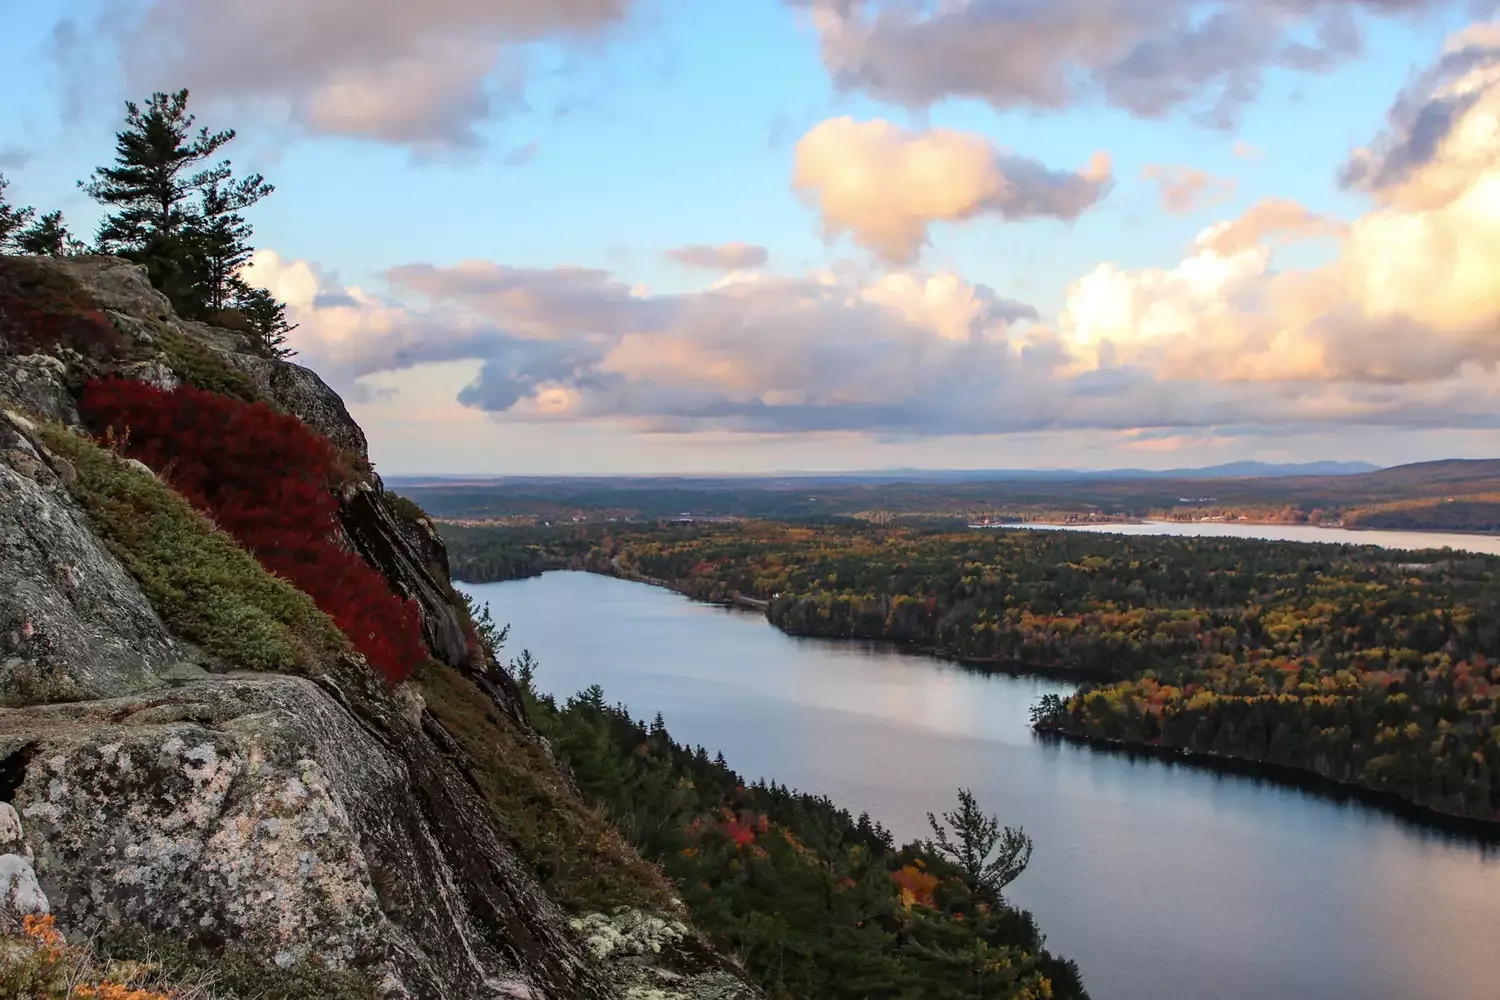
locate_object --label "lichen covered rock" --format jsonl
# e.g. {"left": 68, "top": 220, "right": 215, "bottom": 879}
{"left": 0, "top": 805, "right": 48, "bottom": 934}
{"left": 0, "top": 672, "right": 611, "bottom": 998}
{"left": 0, "top": 354, "right": 76, "bottom": 426}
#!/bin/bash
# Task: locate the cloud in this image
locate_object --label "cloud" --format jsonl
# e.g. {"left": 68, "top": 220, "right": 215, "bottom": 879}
{"left": 792, "top": 116, "right": 1112, "bottom": 263}
{"left": 664, "top": 243, "right": 771, "bottom": 270}
{"left": 1060, "top": 21, "right": 1500, "bottom": 387}
{"left": 799, "top": 0, "right": 1449, "bottom": 127}
{"left": 88, "top": 0, "right": 638, "bottom": 148}
{"left": 244, "top": 19, "right": 1500, "bottom": 445}
{"left": 1197, "top": 197, "right": 1348, "bottom": 254}
{"left": 243, "top": 250, "right": 509, "bottom": 386}
{"left": 1141, "top": 164, "right": 1236, "bottom": 214}
{"left": 1339, "top": 21, "right": 1500, "bottom": 197}
{"left": 1232, "top": 140, "right": 1264, "bottom": 159}
{"left": 503, "top": 139, "right": 541, "bottom": 166}
{"left": 0, "top": 147, "right": 30, "bottom": 170}
{"left": 260, "top": 233, "right": 1500, "bottom": 442}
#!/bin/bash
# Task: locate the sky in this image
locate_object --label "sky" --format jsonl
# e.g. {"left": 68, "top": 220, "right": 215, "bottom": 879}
{"left": 2, "top": 0, "right": 1499, "bottom": 475}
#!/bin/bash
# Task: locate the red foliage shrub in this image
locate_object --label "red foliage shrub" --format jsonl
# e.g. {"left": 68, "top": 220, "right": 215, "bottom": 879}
{"left": 79, "top": 376, "right": 427, "bottom": 684}
{"left": 715, "top": 808, "right": 768, "bottom": 848}
{"left": 0, "top": 257, "right": 128, "bottom": 359}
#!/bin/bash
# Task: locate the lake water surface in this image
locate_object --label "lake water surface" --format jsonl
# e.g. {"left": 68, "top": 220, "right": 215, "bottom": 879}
{"left": 994, "top": 519, "right": 1500, "bottom": 556}
{"left": 460, "top": 571, "right": 1500, "bottom": 1000}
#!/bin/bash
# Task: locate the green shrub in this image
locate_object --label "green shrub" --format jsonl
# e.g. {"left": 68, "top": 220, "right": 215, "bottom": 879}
{"left": 388, "top": 492, "right": 429, "bottom": 528}
{"left": 39, "top": 423, "right": 347, "bottom": 672}
{"left": 153, "top": 324, "right": 259, "bottom": 402}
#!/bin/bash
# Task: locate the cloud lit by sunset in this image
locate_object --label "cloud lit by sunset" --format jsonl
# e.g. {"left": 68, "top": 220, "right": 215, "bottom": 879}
{"left": 7, "top": 0, "right": 1500, "bottom": 472}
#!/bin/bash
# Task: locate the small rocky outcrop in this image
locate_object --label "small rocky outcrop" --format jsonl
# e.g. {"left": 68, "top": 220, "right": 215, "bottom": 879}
{"left": 0, "top": 804, "right": 48, "bottom": 933}
{"left": 1, "top": 408, "right": 192, "bottom": 705}
{"left": 340, "top": 480, "right": 474, "bottom": 674}
{"left": 0, "top": 255, "right": 758, "bottom": 999}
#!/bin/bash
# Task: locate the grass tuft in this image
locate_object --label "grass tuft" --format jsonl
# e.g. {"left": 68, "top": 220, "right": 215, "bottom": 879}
{"left": 0, "top": 916, "right": 377, "bottom": 1000}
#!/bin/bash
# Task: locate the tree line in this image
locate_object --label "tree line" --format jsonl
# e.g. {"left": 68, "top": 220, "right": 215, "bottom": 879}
{"left": 442, "top": 520, "right": 1500, "bottom": 823}
{"left": 0, "top": 89, "right": 293, "bottom": 358}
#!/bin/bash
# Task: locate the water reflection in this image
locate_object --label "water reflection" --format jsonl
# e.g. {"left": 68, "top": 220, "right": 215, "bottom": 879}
{"left": 994, "top": 519, "right": 1500, "bottom": 556}
{"left": 461, "top": 572, "right": 1500, "bottom": 1000}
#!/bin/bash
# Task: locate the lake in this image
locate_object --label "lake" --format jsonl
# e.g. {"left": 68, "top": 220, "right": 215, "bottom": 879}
{"left": 459, "top": 571, "right": 1500, "bottom": 1000}
{"left": 991, "top": 519, "right": 1500, "bottom": 556}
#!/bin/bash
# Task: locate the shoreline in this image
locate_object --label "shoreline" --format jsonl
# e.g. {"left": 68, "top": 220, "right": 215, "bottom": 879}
{"left": 980, "top": 517, "right": 1500, "bottom": 538}
{"left": 460, "top": 565, "right": 1500, "bottom": 839}
{"left": 1037, "top": 728, "right": 1500, "bottom": 842}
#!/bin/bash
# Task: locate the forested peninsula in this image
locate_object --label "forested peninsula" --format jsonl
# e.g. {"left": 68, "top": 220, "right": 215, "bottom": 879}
{"left": 440, "top": 520, "right": 1500, "bottom": 827}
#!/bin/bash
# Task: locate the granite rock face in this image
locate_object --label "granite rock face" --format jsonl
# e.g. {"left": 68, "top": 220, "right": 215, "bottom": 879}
{"left": 0, "top": 408, "right": 188, "bottom": 705}
{"left": 0, "top": 672, "right": 608, "bottom": 998}
{"left": 0, "top": 805, "right": 49, "bottom": 934}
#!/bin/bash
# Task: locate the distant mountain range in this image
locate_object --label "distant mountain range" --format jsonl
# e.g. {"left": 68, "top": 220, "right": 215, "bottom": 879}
{"left": 390, "top": 461, "right": 1383, "bottom": 488}
{"left": 805, "top": 461, "right": 1384, "bottom": 483}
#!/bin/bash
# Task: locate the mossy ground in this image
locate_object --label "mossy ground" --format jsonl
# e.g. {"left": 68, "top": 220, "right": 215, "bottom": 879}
{"left": 415, "top": 659, "right": 674, "bottom": 914}
{"left": 39, "top": 423, "right": 348, "bottom": 673}
{"left": 152, "top": 324, "right": 259, "bottom": 402}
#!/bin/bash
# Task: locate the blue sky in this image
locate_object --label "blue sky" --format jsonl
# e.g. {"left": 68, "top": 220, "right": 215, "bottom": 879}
{"left": 3, "top": 1, "right": 1498, "bottom": 474}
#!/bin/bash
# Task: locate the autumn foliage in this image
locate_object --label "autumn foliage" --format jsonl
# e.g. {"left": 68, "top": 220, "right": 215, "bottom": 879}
{"left": 890, "top": 864, "right": 940, "bottom": 910}
{"left": 79, "top": 377, "right": 426, "bottom": 683}
{"left": 0, "top": 256, "right": 128, "bottom": 360}
{"left": 0, "top": 914, "right": 178, "bottom": 1000}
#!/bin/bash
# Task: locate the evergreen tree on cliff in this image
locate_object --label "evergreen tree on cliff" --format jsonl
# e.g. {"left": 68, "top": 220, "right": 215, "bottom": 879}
{"left": 80, "top": 88, "right": 285, "bottom": 338}
{"left": 16, "top": 211, "right": 87, "bottom": 257}
{"left": 187, "top": 172, "right": 271, "bottom": 312}
{"left": 927, "top": 788, "right": 1033, "bottom": 904}
{"left": 0, "top": 173, "right": 36, "bottom": 251}
{"left": 236, "top": 285, "right": 298, "bottom": 359}
{"left": 1, "top": 174, "right": 87, "bottom": 256}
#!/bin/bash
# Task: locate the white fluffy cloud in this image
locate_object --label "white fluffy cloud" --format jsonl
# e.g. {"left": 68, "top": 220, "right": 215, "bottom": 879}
{"left": 89, "top": 0, "right": 636, "bottom": 147}
{"left": 1060, "top": 21, "right": 1500, "bottom": 384}
{"left": 245, "top": 18, "right": 1500, "bottom": 445}
{"left": 792, "top": 117, "right": 1112, "bottom": 263}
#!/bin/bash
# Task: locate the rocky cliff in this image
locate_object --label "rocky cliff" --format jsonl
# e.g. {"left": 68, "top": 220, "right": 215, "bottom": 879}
{"left": 0, "top": 254, "right": 756, "bottom": 1000}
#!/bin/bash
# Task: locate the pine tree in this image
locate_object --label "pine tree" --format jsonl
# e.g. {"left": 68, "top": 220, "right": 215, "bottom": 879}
{"left": 235, "top": 285, "right": 298, "bottom": 359}
{"left": 0, "top": 173, "right": 36, "bottom": 251}
{"left": 926, "top": 789, "right": 1033, "bottom": 904}
{"left": 189, "top": 177, "right": 259, "bottom": 312}
{"left": 16, "top": 211, "right": 86, "bottom": 257}
{"left": 81, "top": 89, "right": 272, "bottom": 316}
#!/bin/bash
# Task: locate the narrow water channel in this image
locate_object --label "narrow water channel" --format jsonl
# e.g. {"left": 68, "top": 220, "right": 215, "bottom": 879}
{"left": 460, "top": 571, "right": 1500, "bottom": 1000}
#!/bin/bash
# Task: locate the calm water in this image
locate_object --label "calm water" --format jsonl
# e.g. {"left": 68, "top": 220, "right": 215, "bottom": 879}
{"left": 460, "top": 572, "right": 1500, "bottom": 1000}
{"left": 995, "top": 519, "right": 1500, "bottom": 556}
